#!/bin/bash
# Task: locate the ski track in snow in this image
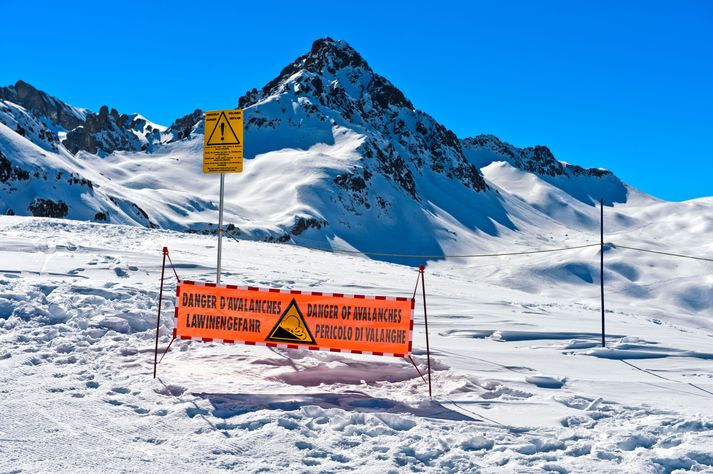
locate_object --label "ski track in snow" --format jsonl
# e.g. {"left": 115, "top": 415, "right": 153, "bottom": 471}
{"left": 0, "top": 217, "right": 712, "bottom": 473}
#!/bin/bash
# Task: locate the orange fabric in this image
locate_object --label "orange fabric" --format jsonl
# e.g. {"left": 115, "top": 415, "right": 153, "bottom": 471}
{"left": 175, "top": 282, "right": 413, "bottom": 356}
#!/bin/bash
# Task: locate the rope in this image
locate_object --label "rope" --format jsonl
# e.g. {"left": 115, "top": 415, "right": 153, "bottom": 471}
{"left": 165, "top": 252, "right": 181, "bottom": 281}
{"left": 221, "top": 228, "right": 600, "bottom": 259}
{"left": 220, "top": 229, "right": 712, "bottom": 263}
{"left": 620, "top": 360, "right": 713, "bottom": 399}
{"left": 412, "top": 269, "right": 421, "bottom": 300}
{"left": 158, "top": 336, "right": 176, "bottom": 364}
{"left": 614, "top": 244, "right": 713, "bottom": 263}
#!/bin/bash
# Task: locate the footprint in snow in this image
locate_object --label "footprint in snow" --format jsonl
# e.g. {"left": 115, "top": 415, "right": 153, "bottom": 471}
{"left": 525, "top": 375, "right": 566, "bottom": 389}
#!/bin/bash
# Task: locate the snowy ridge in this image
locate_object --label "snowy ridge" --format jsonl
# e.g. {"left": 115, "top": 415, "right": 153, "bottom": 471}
{"left": 0, "top": 38, "right": 710, "bottom": 269}
{"left": 0, "top": 38, "right": 674, "bottom": 266}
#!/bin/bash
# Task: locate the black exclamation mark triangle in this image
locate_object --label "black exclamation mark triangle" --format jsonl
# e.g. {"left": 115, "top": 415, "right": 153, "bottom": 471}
{"left": 206, "top": 111, "right": 240, "bottom": 146}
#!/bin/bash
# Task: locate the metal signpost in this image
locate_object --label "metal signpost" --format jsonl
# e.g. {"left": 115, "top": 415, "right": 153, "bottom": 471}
{"left": 202, "top": 109, "right": 244, "bottom": 284}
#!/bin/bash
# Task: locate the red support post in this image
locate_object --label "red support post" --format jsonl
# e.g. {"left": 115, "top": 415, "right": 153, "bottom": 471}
{"left": 153, "top": 247, "right": 169, "bottom": 379}
{"left": 420, "top": 264, "right": 433, "bottom": 399}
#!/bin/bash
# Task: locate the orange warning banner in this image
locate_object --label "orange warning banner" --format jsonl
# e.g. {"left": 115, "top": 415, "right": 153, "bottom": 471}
{"left": 174, "top": 281, "right": 414, "bottom": 357}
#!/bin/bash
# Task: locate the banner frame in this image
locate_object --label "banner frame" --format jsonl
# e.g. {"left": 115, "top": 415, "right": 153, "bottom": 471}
{"left": 172, "top": 280, "right": 415, "bottom": 358}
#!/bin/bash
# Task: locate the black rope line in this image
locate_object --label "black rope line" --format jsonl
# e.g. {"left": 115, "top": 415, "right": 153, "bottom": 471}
{"left": 620, "top": 360, "right": 713, "bottom": 399}
{"left": 221, "top": 228, "right": 600, "bottom": 259}
{"left": 614, "top": 244, "right": 713, "bottom": 263}
{"left": 165, "top": 252, "right": 181, "bottom": 281}
{"left": 219, "top": 229, "right": 713, "bottom": 263}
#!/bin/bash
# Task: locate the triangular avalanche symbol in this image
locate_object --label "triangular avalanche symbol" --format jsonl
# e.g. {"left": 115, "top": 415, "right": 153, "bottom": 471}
{"left": 265, "top": 299, "right": 316, "bottom": 345}
{"left": 206, "top": 111, "right": 240, "bottom": 146}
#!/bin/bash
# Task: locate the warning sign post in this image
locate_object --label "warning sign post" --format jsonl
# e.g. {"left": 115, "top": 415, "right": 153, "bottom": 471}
{"left": 174, "top": 281, "right": 414, "bottom": 357}
{"left": 202, "top": 109, "right": 244, "bottom": 285}
{"left": 203, "top": 109, "right": 243, "bottom": 173}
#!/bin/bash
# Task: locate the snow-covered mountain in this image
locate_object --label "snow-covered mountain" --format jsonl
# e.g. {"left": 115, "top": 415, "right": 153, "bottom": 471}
{"left": 0, "top": 38, "right": 706, "bottom": 263}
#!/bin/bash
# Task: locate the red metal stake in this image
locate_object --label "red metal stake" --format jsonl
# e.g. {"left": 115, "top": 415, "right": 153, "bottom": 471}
{"left": 153, "top": 247, "right": 168, "bottom": 379}
{"left": 420, "top": 264, "right": 432, "bottom": 399}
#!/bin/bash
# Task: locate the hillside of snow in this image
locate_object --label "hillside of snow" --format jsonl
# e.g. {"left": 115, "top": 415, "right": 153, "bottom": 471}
{"left": 0, "top": 216, "right": 711, "bottom": 472}
{"left": 0, "top": 38, "right": 678, "bottom": 266}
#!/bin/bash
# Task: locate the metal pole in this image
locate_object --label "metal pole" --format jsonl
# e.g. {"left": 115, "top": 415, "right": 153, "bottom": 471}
{"left": 216, "top": 173, "right": 225, "bottom": 284}
{"left": 153, "top": 247, "right": 168, "bottom": 379}
{"left": 420, "top": 265, "right": 432, "bottom": 399}
{"left": 600, "top": 199, "right": 605, "bottom": 348}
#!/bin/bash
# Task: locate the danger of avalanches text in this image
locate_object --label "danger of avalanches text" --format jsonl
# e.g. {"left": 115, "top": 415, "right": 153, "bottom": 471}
{"left": 308, "top": 303, "right": 407, "bottom": 344}
{"left": 180, "top": 292, "right": 408, "bottom": 343}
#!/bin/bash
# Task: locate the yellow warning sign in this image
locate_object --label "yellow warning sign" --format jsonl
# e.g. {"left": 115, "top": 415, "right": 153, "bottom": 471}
{"left": 265, "top": 299, "right": 316, "bottom": 345}
{"left": 203, "top": 109, "right": 243, "bottom": 173}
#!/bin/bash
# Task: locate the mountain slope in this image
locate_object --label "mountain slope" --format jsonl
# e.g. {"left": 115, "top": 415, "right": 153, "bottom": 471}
{"left": 0, "top": 37, "right": 691, "bottom": 264}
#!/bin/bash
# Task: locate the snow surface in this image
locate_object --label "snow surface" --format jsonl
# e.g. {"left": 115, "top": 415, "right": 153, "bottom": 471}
{"left": 1, "top": 216, "right": 711, "bottom": 473}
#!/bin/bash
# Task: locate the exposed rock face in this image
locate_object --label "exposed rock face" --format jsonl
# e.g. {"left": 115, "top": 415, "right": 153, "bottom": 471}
{"left": 0, "top": 150, "right": 30, "bottom": 182}
{"left": 461, "top": 134, "right": 627, "bottom": 206}
{"left": 0, "top": 80, "right": 86, "bottom": 130}
{"left": 0, "top": 98, "right": 63, "bottom": 152}
{"left": 28, "top": 198, "right": 68, "bottom": 218}
{"left": 0, "top": 81, "right": 166, "bottom": 156}
{"left": 62, "top": 106, "right": 163, "bottom": 156}
{"left": 238, "top": 37, "right": 488, "bottom": 202}
{"left": 462, "top": 134, "right": 613, "bottom": 179}
{"left": 166, "top": 109, "right": 203, "bottom": 142}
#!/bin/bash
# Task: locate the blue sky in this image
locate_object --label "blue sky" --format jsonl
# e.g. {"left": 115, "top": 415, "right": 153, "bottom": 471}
{"left": 2, "top": 0, "right": 711, "bottom": 201}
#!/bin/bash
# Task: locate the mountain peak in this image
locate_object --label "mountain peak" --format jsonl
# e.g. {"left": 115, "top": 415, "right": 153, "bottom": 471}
{"left": 303, "top": 37, "right": 370, "bottom": 74}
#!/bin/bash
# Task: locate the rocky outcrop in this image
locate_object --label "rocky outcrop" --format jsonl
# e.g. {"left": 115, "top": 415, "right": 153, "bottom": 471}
{"left": 1, "top": 81, "right": 166, "bottom": 156}
{"left": 28, "top": 198, "right": 68, "bottom": 218}
{"left": 462, "top": 134, "right": 613, "bottom": 179}
{"left": 62, "top": 106, "right": 162, "bottom": 156}
{"left": 0, "top": 80, "right": 86, "bottom": 130}
{"left": 238, "top": 37, "right": 488, "bottom": 200}
{"left": 166, "top": 109, "right": 203, "bottom": 142}
{"left": 0, "top": 150, "right": 30, "bottom": 182}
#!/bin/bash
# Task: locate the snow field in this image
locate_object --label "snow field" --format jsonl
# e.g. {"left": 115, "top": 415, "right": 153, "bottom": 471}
{"left": 0, "top": 216, "right": 712, "bottom": 473}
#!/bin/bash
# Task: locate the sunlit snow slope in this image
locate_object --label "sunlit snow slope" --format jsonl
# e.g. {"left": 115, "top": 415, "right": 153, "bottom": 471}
{"left": 0, "top": 217, "right": 711, "bottom": 472}
{"left": 5, "top": 38, "right": 704, "bottom": 266}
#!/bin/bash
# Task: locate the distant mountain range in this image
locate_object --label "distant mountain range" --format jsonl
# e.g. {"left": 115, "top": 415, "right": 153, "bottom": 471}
{"left": 0, "top": 37, "right": 677, "bottom": 262}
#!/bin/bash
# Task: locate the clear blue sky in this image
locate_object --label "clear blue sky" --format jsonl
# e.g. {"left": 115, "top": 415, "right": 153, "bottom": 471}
{"left": 3, "top": 0, "right": 711, "bottom": 201}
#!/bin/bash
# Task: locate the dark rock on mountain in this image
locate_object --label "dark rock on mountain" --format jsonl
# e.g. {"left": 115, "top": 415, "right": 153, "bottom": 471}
{"left": 462, "top": 134, "right": 626, "bottom": 205}
{"left": 28, "top": 198, "right": 68, "bottom": 218}
{"left": 462, "top": 135, "right": 614, "bottom": 179}
{"left": 167, "top": 109, "right": 203, "bottom": 142}
{"left": 238, "top": 37, "right": 488, "bottom": 199}
{"left": 0, "top": 80, "right": 85, "bottom": 130}
{"left": 63, "top": 105, "right": 162, "bottom": 156}
{"left": 0, "top": 150, "right": 30, "bottom": 183}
